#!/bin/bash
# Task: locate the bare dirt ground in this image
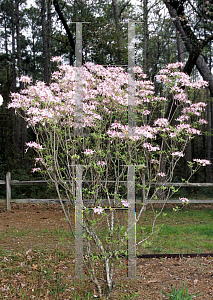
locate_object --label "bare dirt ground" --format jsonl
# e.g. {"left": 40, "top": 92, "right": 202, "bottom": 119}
{"left": 0, "top": 203, "right": 213, "bottom": 299}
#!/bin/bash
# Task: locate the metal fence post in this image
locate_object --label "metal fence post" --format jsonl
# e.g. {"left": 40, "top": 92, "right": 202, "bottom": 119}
{"left": 6, "top": 172, "right": 11, "bottom": 211}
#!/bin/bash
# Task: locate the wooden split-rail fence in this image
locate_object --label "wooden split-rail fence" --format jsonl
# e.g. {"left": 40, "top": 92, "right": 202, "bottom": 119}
{"left": 1, "top": 172, "right": 213, "bottom": 211}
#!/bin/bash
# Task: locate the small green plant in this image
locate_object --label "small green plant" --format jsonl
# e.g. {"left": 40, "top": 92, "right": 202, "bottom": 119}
{"left": 162, "top": 282, "right": 203, "bottom": 299}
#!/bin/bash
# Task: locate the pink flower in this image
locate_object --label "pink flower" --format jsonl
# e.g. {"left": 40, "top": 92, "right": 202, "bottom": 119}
{"left": 169, "top": 132, "right": 177, "bottom": 138}
{"left": 154, "top": 118, "right": 169, "bottom": 127}
{"left": 156, "top": 74, "right": 172, "bottom": 83}
{"left": 187, "top": 128, "right": 201, "bottom": 135}
{"left": 157, "top": 172, "right": 166, "bottom": 177}
{"left": 171, "top": 152, "right": 184, "bottom": 157}
{"left": 167, "top": 62, "right": 184, "bottom": 69}
{"left": 83, "top": 149, "right": 95, "bottom": 155}
{"left": 32, "top": 168, "right": 41, "bottom": 173}
{"left": 176, "top": 123, "right": 191, "bottom": 131}
{"left": 142, "top": 109, "right": 151, "bottom": 115}
{"left": 110, "top": 122, "right": 124, "bottom": 130}
{"left": 176, "top": 115, "right": 189, "bottom": 122}
{"left": 151, "top": 96, "right": 167, "bottom": 102}
{"left": 133, "top": 66, "right": 144, "bottom": 74}
{"left": 121, "top": 200, "right": 129, "bottom": 207}
{"left": 150, "top": 159, "right": 159, "bottom": 164}
{"left": 51, "top": 56, "right": 63, "bottom": 63}
{"left": 97, "top": 161, "right": 106, "bottom": 166}
{"left": 19, "top": 76, "right": 32, "bottom": 84}
{"left": 198, "top": 119, "right": 208, "bottom": 124}
{"left": 180, "top": 197, "right": 189, "bottom": 203}
{"left": 25, "top": 142, "right": 43, "bottom": 152}
{"left": 93, "top": 206, "right": 104, "bottom": 214}
{"left": 191, "top": 80, "right": 208, "bottom": 89}
{"left": 34, "top": 157, "right": 45, "bottom": 166}
{"left": 193, "top": 159, "right": 211, "bottom": 166}
{"left": 143, "top": 143, "right": 160, "bottom": 151}
{"left": 106, "top": 130, "right": 123, "bottom": 138}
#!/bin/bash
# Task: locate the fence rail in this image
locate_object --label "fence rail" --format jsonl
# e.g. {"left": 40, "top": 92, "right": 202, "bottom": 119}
{"left": 1, "top": 172, "right": 213, "bottom": 211}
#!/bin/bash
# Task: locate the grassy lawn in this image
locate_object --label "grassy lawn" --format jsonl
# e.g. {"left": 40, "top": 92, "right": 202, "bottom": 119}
{"left": 137, "top": 206, "right": 213, "bottom": 254}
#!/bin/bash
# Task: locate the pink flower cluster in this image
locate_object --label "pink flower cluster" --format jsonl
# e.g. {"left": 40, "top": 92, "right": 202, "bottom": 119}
{"left": 25, "top": 142, "right": 43, "bottom": 153}
{"left": 193, "top": 159, "right": 211, "bottom": 166}
{"left": 143, "top": 143, "right": 160, "bottom": 152}
{"left": 97, "top": 161, "right": 106, "bottom": 166}
{"left": 19, "top": 76, "right": 32, "bottom": 84}
{"left": 32, "top": 168, "right": 41, "bottom": 173}
{"left": 180, "top": 197, "right": 189, "bottom": 203}
{"left": 154, "top": 118, "right": 169, "bottom": 127}
{"left": 157, "top": 172, "right": 166, "bottom": 177}
{"left": 171, "top": 152, "right": 184, "bottom": 157}
{"left": 121, "top": 200, "right": 129, "bottom": 207}
{"left": 93, "top": 207, "right": 104, "bottom": 214}
{"left": 7, "top": 58, "right": 210, "bottom": 184}
{"left": 182, "top": 102, "right": 207, "bottom": 116}
{"left": 83, "top": 149, "right": 95, "bottom": 155}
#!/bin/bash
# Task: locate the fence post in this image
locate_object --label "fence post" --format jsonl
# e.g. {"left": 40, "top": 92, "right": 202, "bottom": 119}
{"left": 128, "top": 165, "right": 136, "bottom": 277}
{"left": 6, "top": 172, "right": 11, "bottom": 211}
{"left": 75, "top": 165, "right": 83, "bottom": 279}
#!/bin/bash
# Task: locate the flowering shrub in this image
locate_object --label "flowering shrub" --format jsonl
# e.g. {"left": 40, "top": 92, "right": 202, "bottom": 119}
{"left": 8, "top": 60, "right": 210, "bottom": 298}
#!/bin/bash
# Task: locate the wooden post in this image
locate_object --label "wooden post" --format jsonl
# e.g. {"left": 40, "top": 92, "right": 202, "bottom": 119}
{"left": 6, "top": 172, "right": 11, "bottom": 211}
{"left": 128, "top": 165, "right": 136, "bottom": 277}
{"left": 75, "top": 165, "right": 83, "bottom": 279}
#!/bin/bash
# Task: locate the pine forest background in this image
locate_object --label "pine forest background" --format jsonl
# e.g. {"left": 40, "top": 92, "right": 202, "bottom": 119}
{"left": 0, "top": 0, "right": 213, "bottom": 200}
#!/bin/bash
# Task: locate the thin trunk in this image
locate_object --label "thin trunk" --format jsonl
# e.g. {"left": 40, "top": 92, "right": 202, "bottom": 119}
{"left": 15, "top": 0, "right": 28, "bottom": 168}
{"left": 4, "top": 16, "right": 9, "bottom": 86}
{"left": 15, "top": 0, "right": 23, "bottom": 89}
{"left": 41, "top": 0, "right": 49, "bottom": 84}
{"left": 112, "top": 0, "right": 122, "bottom": 64}
{"left": 47, "top": 0, "right": 52, "bottom": 79}
{"left": 143, "top": 0, "right": 149, "bottom": 76}
{"left": 11, "top": 0, "right": 16, "bottom": 92}
{"left": 53, "top": 0, "right": 76, "bottom": 65}
{"left": 32, "top": 23, "right": 36, "bottom": 78}
{"left": 176, "top": 28, "right": 191, "bottom": 178}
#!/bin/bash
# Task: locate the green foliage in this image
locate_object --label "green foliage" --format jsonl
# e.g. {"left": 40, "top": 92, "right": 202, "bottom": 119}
{"left": 162, "top": 282, "right": 203, "bottom": 299}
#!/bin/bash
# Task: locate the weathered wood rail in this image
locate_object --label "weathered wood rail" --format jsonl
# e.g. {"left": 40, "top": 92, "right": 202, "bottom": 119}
{"left": 1, "top": 172, "right": 213, "bottom": 211}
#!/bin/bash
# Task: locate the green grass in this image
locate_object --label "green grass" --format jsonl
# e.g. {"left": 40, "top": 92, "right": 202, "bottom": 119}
{"left": 161, "top": 282, "right": 203, "bottom": 299}
{"left": 137, "top": 207, "right": 213, "bottom": 254}
{"left": 1, "top": 207, "right": 213, "bottom": 255}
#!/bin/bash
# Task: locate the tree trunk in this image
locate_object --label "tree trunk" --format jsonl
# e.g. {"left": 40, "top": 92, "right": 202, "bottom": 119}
{"left": 112, "top": 0, "right": 122, "bottom": 64}
{"left": 176, "top": 29, "right": 184, "bottom": 67}
{"left": 41, "top": 0, "right": 49, "bottom": 84}
{"left": 47, "top": 0, "right": 52, "bottom": 77}
{"left": 15, "top": 0, "right": 22, "bottom": 89}
{"left": 143, "top": 0, "right": 149, "bottom": 76}
{"left": 11, "top": 0, "right": 16, "bottom": 92}
{"left": 164, "top": 1, "right": 213, "bottom": 96}
{"left": 53, "top": 0, "right": 76, "bottom": 65}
